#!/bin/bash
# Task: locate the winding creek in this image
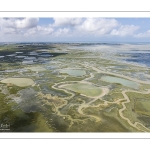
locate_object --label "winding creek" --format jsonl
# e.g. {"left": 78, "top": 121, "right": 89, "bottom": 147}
{"left": 51, "top": 63, "right": 150, "bottom": 131}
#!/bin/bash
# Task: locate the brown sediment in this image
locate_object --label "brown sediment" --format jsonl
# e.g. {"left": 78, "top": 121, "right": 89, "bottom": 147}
{"left": 0, "top": 78, "right": 34, "bottom": 87}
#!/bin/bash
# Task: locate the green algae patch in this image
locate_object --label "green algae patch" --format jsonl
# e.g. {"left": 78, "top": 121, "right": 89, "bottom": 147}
{"left": 26, "top": 66, "right": 46, "bottom": 72}
{"left": 62, "top": 83, "right": 102, "bottom": 97}
{"left": 59, "top": 69, "right": 86, "bottom": 76}
{"left": 0, "top": 78, "right": 34, "bottom": 87}
{"left": 101, "top": 76, "right": 139, "bottom": 89}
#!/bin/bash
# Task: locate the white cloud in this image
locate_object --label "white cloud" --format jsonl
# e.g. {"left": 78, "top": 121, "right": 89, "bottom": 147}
{"left": 135, "top": 30, "right": 150, "bottom": 38}
{"left": 0, "top": 18, "right": 39, "bottom": 29}
{"left": 2, "top": 27, "right": 19, "bottom": 34}
{"left": 0, "top": 18, "right": 53, "bottom": 37}
{"left": 24, "top": 25, "right": 54, "bottom": 36}
{"left": 51, "top": 18, "right": 120, "bottom": 37}
{"left": 52, "top": 18, "right": 82, "bottom": 27}
{"left": 110, "top": 25, "right": 139, "bottom": 36}
{"left": 15, "top": 18, "right": 39, "bottom": 29}
{"left": 0, "top": 17, "right": 145, "bottom": 42}
{"left": 54, "top": 28, "right": 70, "bottom": 36}
{"left": 75, "top": 18, "right": 119, "bottom": 35}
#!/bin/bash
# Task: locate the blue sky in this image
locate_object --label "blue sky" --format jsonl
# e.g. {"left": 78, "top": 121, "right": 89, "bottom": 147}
{"left": 0, "top": 18, "right": 150, "bottom": 42}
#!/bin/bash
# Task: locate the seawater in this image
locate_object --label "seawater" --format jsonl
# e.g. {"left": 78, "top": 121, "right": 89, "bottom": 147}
{"left": 101, "top": 76, "right": 139, "bottom": 89}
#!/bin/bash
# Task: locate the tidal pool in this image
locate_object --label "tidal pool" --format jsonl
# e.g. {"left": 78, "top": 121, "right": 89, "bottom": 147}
{"left": 101, "top": 76, "right": 139, "bottom": 89}
{"left": 0, "top": 78, "right": 34, "bottom": 87}
{"left": 22, "top": 60, "right": 35, "bottom": 64}
{"left": 60, "top": 69, "right": 86, "bottom": 76}
{"left": 15, "top": 56, "right": 26, "bottom": 58}
{"left": 7, "top": 54, "right": 17, "bottom": 57}
{"left": 15, "top": 52, "right": 23, "bottom": 54}
{"left": 24, "top": 57, "right": 36, "bottom": 60}
{"left": 29, "top": 52, "right": 38, "bottom": 56}
{"left": 39, "top": 54, "right": 52, "bottom": 57}
{"left": 26, "top": 66, "right": 46, "bottom": 72}
{"left": 62, "top": 83, "right": 102, "bottom": 97}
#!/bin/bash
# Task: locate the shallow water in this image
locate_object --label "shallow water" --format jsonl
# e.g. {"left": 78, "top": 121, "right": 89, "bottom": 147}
{"left": 125, "top": 54, "right": 150, "bottom": 67}
{"left": 29, "top": 53, "right": 38, "bottom": 56}
{"left": 15, "top": 56, "right": 26, "bottom": 58}
{"left": 22, "top": 60, "right": 35, "bottom": 64}
{"left": 7, "top": 54, "right": 17, "bottom": 57}
{"left": 26, "top": 66, "right": 46, "bottom": 72}
{"left": 38, "top": 54, "right": 52, "bottom": 57}
{"left": 24, "top": 57, "right": 36, "bottom": 60}
{"left": 60, "top": 69, "right": 86, "bottom": 76}
{"left": 63, "top": 83, "right": 102, "bottom": 97}
{"left": 15, "top": 52, "right": 23, "bottom": 54}
{"left": 0, "top": 78, "right": 34, "bottom": 87}
{"left": 101, "top": 76, "right": 139, "bottom": 89}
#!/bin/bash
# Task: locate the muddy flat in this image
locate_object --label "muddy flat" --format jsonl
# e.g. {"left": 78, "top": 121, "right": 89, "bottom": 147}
{"left": 0, "top": 78, "right": 34, "bottom": 87}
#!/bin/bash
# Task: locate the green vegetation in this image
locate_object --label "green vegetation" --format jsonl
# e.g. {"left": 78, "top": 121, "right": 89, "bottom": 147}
{"left": 127, "top": 92, "right": 150, "bottom": 117}
{"left": 102, "top": 92, "right": 124, "bottom": 102}
{"left": 135, "top": 100, "right": 150, "bottom": 116}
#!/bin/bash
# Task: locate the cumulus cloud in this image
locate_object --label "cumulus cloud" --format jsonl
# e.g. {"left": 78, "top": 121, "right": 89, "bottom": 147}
{"left": 110, "top": 25, "right": 139, "bottom": 36}
{"left": 0, "top": 18, "right": 55, "bottom": 38}
{"left": 75, "top": 18, "right": 119, "bottom": 35}
{"left": 135, "top": 30, "right": 150, "bottom": 38}
{"left": 52, "top": 18, "right": 83, "bottom": 27}
{"left": 0, "top": 17, "right": 145, "bottom": 42}
{"left": 2, "top": 27, "right": 18, "bottom": 34}
{"left": 0, "top": 18, "right": 39, "bottom": 29}
{"left": 0, "top": 18, "right": 140, "bottom": 38}
{"left": 51, "top": 18, "right": 120, "bottom": 37}
{"left": 54, "top": 28, "right": 70, "bottom": 36}
{"left": 15, "top": 18, "right": 39, "bottom": 29}
{"left": 25, "top": 25, "right": 54, "bottom": 36}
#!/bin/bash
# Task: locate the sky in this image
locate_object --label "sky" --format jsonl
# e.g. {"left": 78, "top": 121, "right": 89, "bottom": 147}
{"left": 1, "top": 18, "right": 150, "bottom": 42}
